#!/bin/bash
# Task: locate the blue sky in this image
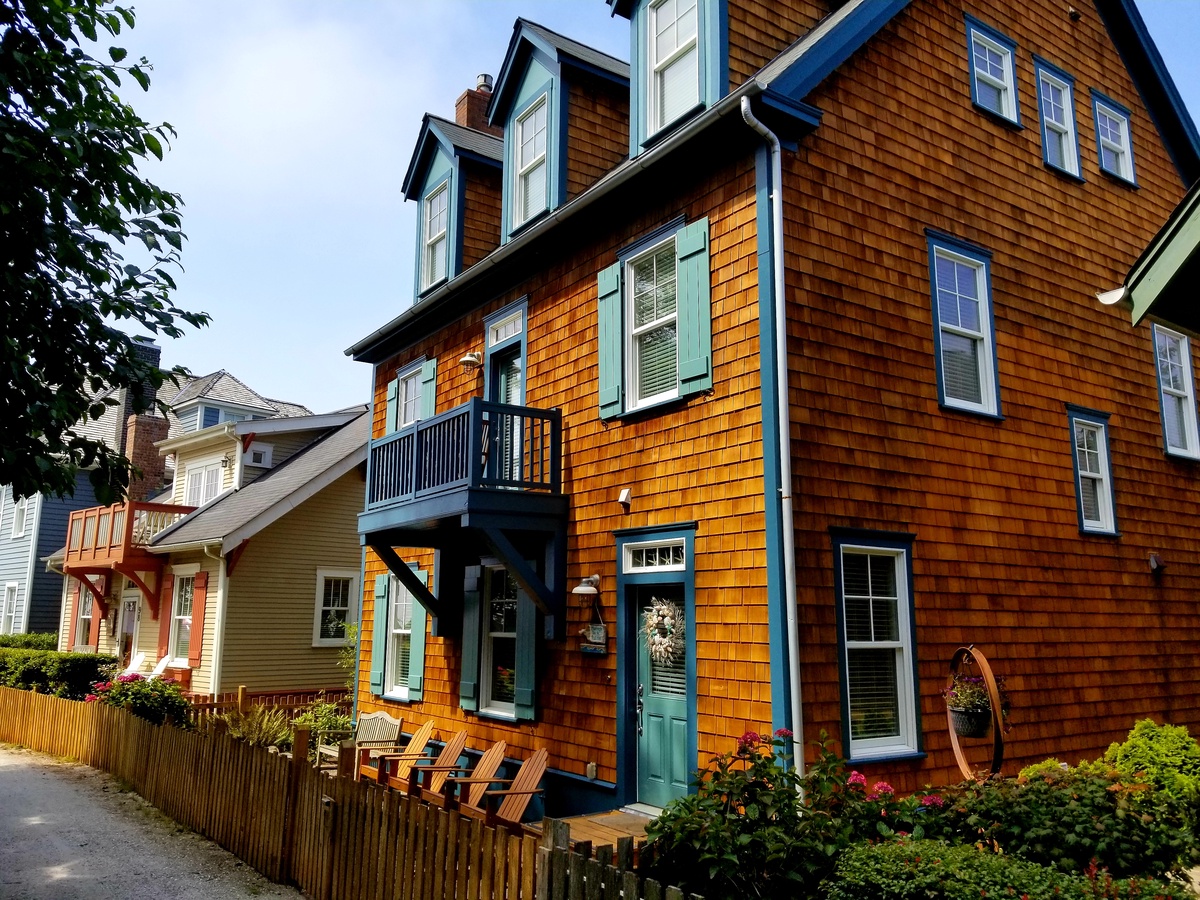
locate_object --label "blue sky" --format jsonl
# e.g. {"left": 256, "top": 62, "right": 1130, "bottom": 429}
{"left": 109, "top": 1, "right": 1198, "bottom": 414}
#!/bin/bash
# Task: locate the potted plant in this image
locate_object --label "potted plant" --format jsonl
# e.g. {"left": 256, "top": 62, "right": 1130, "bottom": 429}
{"left": 941, "top": 672, "right": 1009, "bottom": 738}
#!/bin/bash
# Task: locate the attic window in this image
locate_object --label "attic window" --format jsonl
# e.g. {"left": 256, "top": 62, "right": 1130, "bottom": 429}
{"left": 515, "top": 95, "right": 548, "bottom": 227}
{"left": 650, "top": 0, "right": 699, "bottom": 131}
{"left": 244, "top": 442, "right": 273, "bottom": 468}
{"left": 422, "top": 182, "right": 449, "bottom": 289}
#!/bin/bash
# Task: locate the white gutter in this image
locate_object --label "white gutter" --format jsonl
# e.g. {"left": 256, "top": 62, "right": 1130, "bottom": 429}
{"left": 741, "top": 96, "right": 805, "bottom": 776}
{"left": 203, "top": 542, "right": 228, "bottom": 696}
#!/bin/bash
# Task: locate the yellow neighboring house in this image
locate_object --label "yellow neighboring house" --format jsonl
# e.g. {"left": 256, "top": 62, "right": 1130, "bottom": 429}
{"left": 57, "top": 407, "right": 369, "bottom": 697}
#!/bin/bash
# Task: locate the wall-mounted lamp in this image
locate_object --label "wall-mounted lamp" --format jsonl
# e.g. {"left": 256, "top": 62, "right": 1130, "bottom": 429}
{"left": 572, "top": 574, "right": 600, "bottom": 599}
{"left": 220, "top": 453, "right": 233, "bottom": 469}
{"left": 617, "top": 488, "right": 632, "bottom": 511}
{"left": 460, "top": 351, "right": 483, "bottom": 373}
{"left": 1149, "top": 553, "right": 1167, "bottom": 575}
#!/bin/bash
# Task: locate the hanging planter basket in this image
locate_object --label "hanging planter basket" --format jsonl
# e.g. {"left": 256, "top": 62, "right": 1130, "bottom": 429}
{"left": 949, "top": 706, "right": 992, "bottom": 739}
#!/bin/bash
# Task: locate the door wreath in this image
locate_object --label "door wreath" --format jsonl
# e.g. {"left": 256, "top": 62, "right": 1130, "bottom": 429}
{"left": 642, "top": 597, "right": 685, "bottom": 666}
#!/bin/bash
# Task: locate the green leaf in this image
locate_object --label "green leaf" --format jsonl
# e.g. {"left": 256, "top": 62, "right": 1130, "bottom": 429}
{"left": 130, "top": 66, "right": 150, "bottom": 91}
{"left": 109, "top": 47, "right": 128, "bottom": 63}
{"left": 143, "top": 133, "right": 162, "bottom": 160}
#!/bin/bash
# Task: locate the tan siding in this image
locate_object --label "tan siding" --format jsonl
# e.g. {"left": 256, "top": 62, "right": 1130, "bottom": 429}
{"left": 218, "top": 469, "right": 364, "bottom": 693}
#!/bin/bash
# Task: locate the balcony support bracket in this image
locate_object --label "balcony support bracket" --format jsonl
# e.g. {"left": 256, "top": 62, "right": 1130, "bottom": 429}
{"left": 369, "top": 542, "right": 447, "bottom": 622}
{"left": 113, "top": 564, "right": 161, "bottom": 616}
{"left": 480, "top": 526, "right": 562, "bottom": 627}
{"left": 67, "top": 573, "right": 109, "bottom": 619}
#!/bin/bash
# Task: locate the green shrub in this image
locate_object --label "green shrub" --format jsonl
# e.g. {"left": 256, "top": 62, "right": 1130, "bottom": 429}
{"left": 0, "top": 648, "right": 117, "bottom": 698}
{"left": 0, "top": 633, "right": 57, "bottom": 650}
{"left": 292, "top": 698, "right": 352, "bottom": 759}
{"left": 823, "top": 840, "right": 1196, "bottom": 900}
{"left": 86, "top": 673, "right": 191, "bottom": 726}
{"left": 1104, "top": 720, "right": 1200, "bottom": 813}
{"left": 219, "top": 705, "right": 292, "bottom": 749}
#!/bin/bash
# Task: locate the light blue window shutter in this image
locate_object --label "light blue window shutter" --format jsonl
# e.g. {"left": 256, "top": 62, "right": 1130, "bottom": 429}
{"left": 420, "top": 359, "right": 438, "bottom": 419}
{"left": 385, "top": 379, "right": 398, "bottom": 435}
{"left": 597, "top": 262, "right": 623, "bottom": 419}
{"left": 514, "top": 593, "right": 537, "bottom": 721}
{"left": 676, "top": 216, "right": 713, "bottom": 395}
{"left": 369, "top": 574, "right": 388, "bottom": 694}
{"left": 459, "top": 566, "right": 481, "bottom": 712}
{"left": 408, "top": 568, "right": 428, "bottom": 700}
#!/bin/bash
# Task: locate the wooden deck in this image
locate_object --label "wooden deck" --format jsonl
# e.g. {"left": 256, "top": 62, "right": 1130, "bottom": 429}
{"left": 529, "top": 809, "right": 653, "bottom": 846}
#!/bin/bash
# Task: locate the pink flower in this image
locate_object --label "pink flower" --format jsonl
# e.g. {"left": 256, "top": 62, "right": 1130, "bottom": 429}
{"left": 773, "top": 728, "right": 793, "bottom": 738}
{"left": 848, "top": 771, "right": 867, "bottom": 787}
{"left": 736, "top": 731, "right": 762, "bottom": 753}
{"left": 921, "top": 794, "right": 945, "bottom": 808}
{"left": 84, "top": 694, "right": 98, "bottom": 703}
{"left": 871, "top": 782, "right": 895, "bottom": 795}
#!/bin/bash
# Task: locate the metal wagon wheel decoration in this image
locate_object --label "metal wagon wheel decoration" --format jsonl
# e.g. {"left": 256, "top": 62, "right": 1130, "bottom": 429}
{"left": 945, "top": 645, "right": 1007, "bottom": 781}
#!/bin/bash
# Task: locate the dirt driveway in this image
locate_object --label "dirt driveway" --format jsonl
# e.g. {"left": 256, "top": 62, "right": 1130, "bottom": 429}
{"left": 0, "top": 745, "right": 303, "bottom": 899}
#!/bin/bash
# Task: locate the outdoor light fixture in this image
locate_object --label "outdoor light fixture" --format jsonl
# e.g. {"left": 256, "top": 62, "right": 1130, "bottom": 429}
{"left": 572, "top": 574, "right": 600, "bottom": 597}
{"left": 460, "top": 351, "right": 483, "bottom": 372}
{"left": 1149, "top": 553, "right": 1167, "bottom": 575}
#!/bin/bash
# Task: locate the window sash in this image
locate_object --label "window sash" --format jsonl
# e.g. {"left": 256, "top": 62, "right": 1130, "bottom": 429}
{"left": 1073, "top": 420, "right": 1114, "bottom": 531}
{"left": 515, "top": 97, "right": 548, "bottom": 226}
{"left": 627, "top": 237, "right": 680, "bottom": 407}
{"left": 11, "top": 496, "right": 28, "bottom": 538}
{"left": 481, "top": 568, "right": 518, "bottom": 713}
{"left": 398, "top": 370, "right": 422, "bottom": 428}
{"left": 1156, "top": 327, "right": 1198, "bottom": 455}
{"left": 932, "top": 248, "right": 994, "bottom": 413}
{"left": 650, "top": 0, "right": 699, "bottom": 130}
{"left": 318, "top": 576, "right": 352, "bottom": 642}
{"left": 185, "top": 464, "right": 222, "bottom": 507}
{"left": 2, "top": 586, "right": 16, "bottom": 634}
{"left": 1095, "top": 103, "right": 1131, "bottom": 178}
{"left": 970, "top": 33, "right": 1014, "bottom": 119}
{"left": 171, "top": 576, "right": 195, "bottom": 661}
{"left": 1039, "top": 72, "right": 1077, "bottom": 173}
{"left": 76, "top": 594, "right": 93, "bottom": 646}
{"left": 423, "top": 185, "right": 449, "bottom": 289}
{"left": 385, "top": 576, "right": 413, "bottom": 698}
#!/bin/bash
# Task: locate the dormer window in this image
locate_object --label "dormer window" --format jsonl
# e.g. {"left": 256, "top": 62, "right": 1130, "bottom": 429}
{"left": 422, "top": 182, "right": 449, "bottom": 289}
{"left": 650, "top": 0, "right": 698, "bottom": 131}
{"left": 515, "top": 95, "right": 549, "bottom": 226}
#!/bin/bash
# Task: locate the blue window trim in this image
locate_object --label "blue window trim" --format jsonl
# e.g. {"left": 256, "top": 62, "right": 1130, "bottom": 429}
{"left": 1033, "top": 56, "right": 1084, "bottom": 181}
{"left": 503, "top": 78, "right": 559, "bottom": 241}
{"left": 415, "top": 175, "right": 454, "bottom": 298}
{"left": 829, "top": 527, "right": 921, "bottom": 762}
{"left": 925, "top": 229, "right": 1003, "bottom": 420}
{"left": 964, "top": 15, "right": 1021, "bottom": 127}
{"left": 1151, "top": 323, "right": 1200, "bottom": 460}
{"left": 614, "top": 522, "right": 698, "bottom": 808}
{"left": 628, "top": 0, "right": 728, "bottom": 156}
{"left": 1066, "top": 404, "right": 1120, "bottom": 537}
{"left": 483, "top": 298, "right": 529, "bottom": 401}
{"left": 1091, "top": 89, "right": 1138, "bottom": 186}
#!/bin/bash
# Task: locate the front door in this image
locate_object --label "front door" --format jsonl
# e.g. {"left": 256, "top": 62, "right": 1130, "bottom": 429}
{"left": 118, "top": 593, "right": 139, "bottom": 666}
{"left": 490, "top": 349, "right": 524, "bottom": 482}
{"left": 634, "top": 583, "right": 689, "bottom": 808}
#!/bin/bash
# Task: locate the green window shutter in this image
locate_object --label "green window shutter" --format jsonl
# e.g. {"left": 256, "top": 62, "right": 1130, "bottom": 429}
{"left": 370, "top": 574, "right": 388, "bottom": 695}
{"left": 459, "top": 566, "right": 481, "bottom": 712}
{"left": 420, "top": 359, "right": 438, "bottom": 419}
{"left": 408, "top": 568, "right": 428, "bottom": 700}
{"left": 676, "top": 216, "right": 713, "bottom": 395}
{"left": 514, "top": 593, "right": 538, "bottom": 721}
{"left": 597, "top": 262, "right": 624, "bottom": 419}
{"left": 385, "top": 378, "right": 399, "bottom": 435}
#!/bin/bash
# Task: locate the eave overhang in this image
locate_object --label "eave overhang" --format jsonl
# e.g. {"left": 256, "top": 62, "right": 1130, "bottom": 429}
{"left": 1123, "top": 178, "right": 1200, "bottom": 330}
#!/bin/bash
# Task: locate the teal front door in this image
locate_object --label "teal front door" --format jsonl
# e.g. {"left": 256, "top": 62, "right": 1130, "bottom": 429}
{"left": 635, "top": 584, "right": 689, "bottom": 808}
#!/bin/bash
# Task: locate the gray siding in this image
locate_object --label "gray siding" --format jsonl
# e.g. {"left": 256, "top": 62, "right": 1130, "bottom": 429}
{"left": 31, "top": 474, "right": 98, "bottom": 634}
{"left": 0, "top": 487, "right": 36, "bottom": 632}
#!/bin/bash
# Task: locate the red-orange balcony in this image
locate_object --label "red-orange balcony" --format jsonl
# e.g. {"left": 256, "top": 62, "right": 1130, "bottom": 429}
{"left": 63, "top": 501, "right": 196, "bottom": 595}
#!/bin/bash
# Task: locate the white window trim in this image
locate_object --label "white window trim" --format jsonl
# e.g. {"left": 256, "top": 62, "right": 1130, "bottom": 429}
{"left": 839, "top": 544, "right": 917, "bottom": 760}
{"left": 625, "top": 234, "right": 680, "bottom": 411}
{"left": 932, "top": 245, "right": 998, "bottom": 416}
{"left": 514, "top": 94, "right": 548, "bottom": 228}
{"left": 1038, "top": 68, "right": 1079, "bottom": 176}
{"left": 181, "top": 453, "right": 227, "bottom": 508}
{"left": 479, "top": 566, "right": 517, "bottom": 718}
{"left": 649, "top": 0, "right": 700, "bottom": 133}
{"left": 1154, "top": 324, "right": 1200, "bottom": 459}
{"left": 242, "top": 441, "right": 274, "bottom": 469}
{"left": 970, "top": 29, "right": 1017, "bottom": 122}
{"left": 396, "top": 361, "right": 424, "bottom": 430}
{"left": 623, "top": 538, "right": 687, "bottom": 573}
{"left": 312, "top": 568, "right": 359, "bottom": 648}
{"left": 1095, "top": 100, "right": 1133, "bottom": 181}
{"left": 75, "top": 591, "right": 94, "bottom": 648}
{"left": 169, "top": 563, "right": 200, "bottom": 668}
{"left": 383, "top": 574, "right": 413, "bottom": 701}
{"left": 488, "top": 311, "right": 524, "bottom": 349}
{"left": 11, "top": 495, "right": 29, "bottom": 539}
{"left": 1072, "top": 418, "right": 1116, "bottom": 533}
{"left": 2, "top": 583, "right": 19, "bottom": 635}
{"left": 422, "top": 181, "right": 450, "bottom": 290}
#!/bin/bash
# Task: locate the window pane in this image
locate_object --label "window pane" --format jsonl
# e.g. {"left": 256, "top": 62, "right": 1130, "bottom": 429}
{"left": 848, "top": 648, "right": 900, "bottom": 740}
{"left": 658, "top": 48, "right": 698, "bottom": 125}
{"left": 490, "top": 636, "right": 517, "bottom": 704}
{"left": 391, "top": 632, "right": 411, "bottom": 688}
{"left": 941, "top": 332, "right": 982, "bottom": 404}
{"left": 1164, "top": 395, "right": 1186, "bottom": 450}
{"left": 1045, "top": 129, "right": 1065, "bottom": 168}
{"left": 1079, "top": 476, "right": 1101, "bottom": 522}
{"left": 521, "top": 161, "right": 546, "bottom": 222}
{"left": 174, "top": 576, "right": 194, "bottom": 660}
{"left": 636, "top": 325, "right": 678, "bottom": 398}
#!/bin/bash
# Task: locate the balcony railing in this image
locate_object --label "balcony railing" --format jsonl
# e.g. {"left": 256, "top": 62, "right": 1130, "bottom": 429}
{"left": 64, "top": 501, "right": 196, "bottom": 568}
{"left": 367, "top": 397, "right": 561, "bottom": 510}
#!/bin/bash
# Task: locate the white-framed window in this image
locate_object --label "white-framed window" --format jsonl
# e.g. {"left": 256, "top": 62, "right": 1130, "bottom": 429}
{"left": 75, "top": 591, "right": 93, "bottom": 647}
{"left": 650, "top": 0, "right": 699, "bottom": 132}
{"left": 11, "top": 495, "right": 29, "bottom": 538}
{"left": 313, "top": 569, "right": 358, "bottom": 647}
{"left": 966, "top": 18, "right": 1019, "bottom": 123}
{"left": 184, "top": 460, "right": 223, "bottom": 507}
{"left": 626, "top": 235, "right": 680, "bottom": 409}
{"left": 1154, "top": 325, "right": 1200, "bottom": 458}
{"left": 170, "top": 573, "right": 196, "bottom": 665}
{"left": 488, "top": 311, "right": 523, "bottom": 349}
{"left": 384, "top": 575, "right": 414, "bottom": 700}
{"left": 397, "top": 364, "right": 423, "bottom": 429}
{"left": 514, "top": 95, "right": 548, "bottom": 227}
{"left": 835, "top": 539, "right": 917, "bottom": 760}
{"left": 1092, "top": 92, "right": 1135, "bottom": 183}
{"left": 243, "top": 442, "right": 273, "bottom": 469}
{"left": 2, "top": 584, "right": 19, "bottom": 635}
{"left": 1035, "top": 61, "right": 1079, "bottom": 176}
{"left": 422, "top": 182, "right": 449, "bottom": 290}
{"left": 480, "top": 566, "right": 519, "bottom": 717}
{"left": 624, "top": 538, "right": 686, "bottom": 573}
{"left": 928, "top": 235, "right": 999, "bottom": 416}
{"left": 1069, "top": 408, "right": 1117, "bottom": 534}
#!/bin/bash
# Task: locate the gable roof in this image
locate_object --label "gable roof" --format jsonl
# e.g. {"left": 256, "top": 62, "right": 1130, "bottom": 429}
{"left": 487, "top": 18, "right": 629, "bottom": 126}
{"left": 401, "top": 115, "right": 504, "bottom": 201}
{"left": 168, "top": 370, "right": 279, "bottom": 413}
{"left": 150, "top": 411, "right": 369, "bottom": 554}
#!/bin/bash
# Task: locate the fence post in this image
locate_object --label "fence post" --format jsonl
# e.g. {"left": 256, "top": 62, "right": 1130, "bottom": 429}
{"left": 336, "top": 739, "right": 355, "bottom": 780}
{"left": 237, "top": 684, "right": 248, "bottom": 715}
{"left": 280, "top": 726, "right": 309, "bottom": 884}
{"left": 536, "top": 818, "right": 570, "bottom": 900}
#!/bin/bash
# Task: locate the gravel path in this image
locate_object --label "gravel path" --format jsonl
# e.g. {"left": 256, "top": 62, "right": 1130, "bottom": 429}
{"left": 0, "top": 745, "right": 304, "bottom": 900}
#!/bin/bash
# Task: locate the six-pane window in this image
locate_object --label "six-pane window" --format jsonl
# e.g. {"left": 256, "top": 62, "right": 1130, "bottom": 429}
{"left": 1154, "top": 325, "right": 1199, "bottom": 458}
{"left": 1093, "top": 93, "right": 1135, "bottom": 182}
{"left": 515, "top": 96, "right": 548, "bottom": 226}
{"left": 650, "top": 0, "right": 699, "bottom": 132}
{"left": 171, "top": 575, "right": 195, "bottom": 662}
{"left": 929, "top": 238, "right": 999, "bottom": 416}
{"left": 627, "top": 237, "right": 680, "bottom": 408}
{"left": 1036, "top": 64, "right": 1079, "bottom": 176}
{"left": 967, "top": 21, "right": 1019, "bottom": 123}
{"left": 398, "top": 368, "right": 422, "bottom": 429}
{"left": 315, "top": 573, "right": 354, "bottom": 644}
{"left": 184, "top": 463, "right": 222, "bottom": 507}
{"left": 423, "top": 183, "right": 449, "bottom": 290}
{"left": 1069, "top": 410, "right": 1116, "bottom": 534}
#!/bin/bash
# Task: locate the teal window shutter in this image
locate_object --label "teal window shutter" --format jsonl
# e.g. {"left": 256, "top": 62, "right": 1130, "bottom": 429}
{"left": 385, "top": 378, "right": 399, "bottom": 434}
{"left": 459, "top": 566, "right": 481, "bottom": 711}
{"left": 676, "top": 216, "right": 713, "bottom": 395}
{"left": 408, "top": 568, "right": 428, "bottom": 700}
{"left": 420, "top": 359, "right": 438, "bottom": 419}
{"left": 597, "top": 262, "right": 623, "bottom": 419}
{"left": 369, "top": 574, "right": 388, "bottom": 694}
{"left": 514, "top": 594, "right": 538, "bottom": 721}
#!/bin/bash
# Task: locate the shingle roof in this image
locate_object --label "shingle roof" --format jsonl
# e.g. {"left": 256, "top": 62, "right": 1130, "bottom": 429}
{"left": 427, "top": 115, "right": 503, "bottom": 162}
{"left": 517, "top": 19, "right": 629, "bottom": 79}
{"left": 151, "top": 411, "right": 368, "bottom": 550}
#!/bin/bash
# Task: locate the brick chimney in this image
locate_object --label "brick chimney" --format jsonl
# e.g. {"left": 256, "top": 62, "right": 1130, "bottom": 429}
{"left": 455, "top": 74, "right": 502, "bottom": 136}
{"left": 124, "top": 412, "right": 170, "bottom": 501}
{"left": 117, "top": 337, "right": 162, "bottom": 455}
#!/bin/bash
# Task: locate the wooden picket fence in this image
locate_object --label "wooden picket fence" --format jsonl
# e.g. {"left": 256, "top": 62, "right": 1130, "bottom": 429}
{"left": 0, "top": 687, "right": 700, "bottom": 900}
{"left": 186, "top": 684, "right": 351, "bottom": 726}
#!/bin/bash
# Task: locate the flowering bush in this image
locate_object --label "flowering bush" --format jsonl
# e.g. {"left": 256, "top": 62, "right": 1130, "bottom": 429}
{"left": 86, "top": 673, "right": 191, "bottom": 726}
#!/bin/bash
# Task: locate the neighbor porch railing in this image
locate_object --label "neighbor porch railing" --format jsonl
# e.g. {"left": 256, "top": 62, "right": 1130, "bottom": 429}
{"left": 64, "top": 500, "right": 195, "bottom": 567}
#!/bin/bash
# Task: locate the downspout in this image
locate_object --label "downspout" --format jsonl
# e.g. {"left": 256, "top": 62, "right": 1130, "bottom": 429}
{"left": 204, "top": 542, "right": 228, "bottom": 696}
{"left": 741, "top": 97, "right": 805, "bottom": 775}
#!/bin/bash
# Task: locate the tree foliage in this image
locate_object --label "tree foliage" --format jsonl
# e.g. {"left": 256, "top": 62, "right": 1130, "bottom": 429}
{"left": 0, "top": 0, "right": 208, "bottom": 502}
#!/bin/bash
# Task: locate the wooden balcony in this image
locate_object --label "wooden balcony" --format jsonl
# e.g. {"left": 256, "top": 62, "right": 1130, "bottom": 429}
{"left": 64, "top": 501, "right": 196, "bottom": 571}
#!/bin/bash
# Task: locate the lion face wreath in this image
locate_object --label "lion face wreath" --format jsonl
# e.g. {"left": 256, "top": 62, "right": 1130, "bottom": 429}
{"left": 641, "top": 597, "right": 685, "bottom": 666}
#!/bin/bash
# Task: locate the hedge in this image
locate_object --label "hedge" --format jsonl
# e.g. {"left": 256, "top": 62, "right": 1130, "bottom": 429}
{"left": 0, "top": 649, "right": 117, "bottom": 699}
{"left": 0, "top": 633, "right": 58, "bottom": 650}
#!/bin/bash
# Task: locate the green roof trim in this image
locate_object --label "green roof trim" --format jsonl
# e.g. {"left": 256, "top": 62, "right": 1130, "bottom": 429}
{"left": 1127, "top": 179, "right": 1200, "bottom": 329}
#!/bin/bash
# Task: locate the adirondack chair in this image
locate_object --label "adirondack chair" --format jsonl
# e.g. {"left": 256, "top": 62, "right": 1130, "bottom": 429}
{"left": 383, "top": 729, "right": 469, "bottom": 795}
{"left": 416, "top": 739, "right": 508, "bottom": 809}
{"left": 121, "top": 651, "right": 146, "bottom": 676}
{"left": 145, "top": 655, "right": 170, "bottom": 680}
{"left": 452, "top": 747, "right": 548, "bottom": 833}
{"left": 315, "top": 710, "right": 402, "bottom": 775}
{"left": 368, "top": 719, "right": 435, "bottom": 783}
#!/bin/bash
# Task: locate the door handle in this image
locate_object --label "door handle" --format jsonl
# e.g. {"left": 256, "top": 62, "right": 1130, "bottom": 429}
{"left": 636, "top": 683, "right": 644, "bottom": 737}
